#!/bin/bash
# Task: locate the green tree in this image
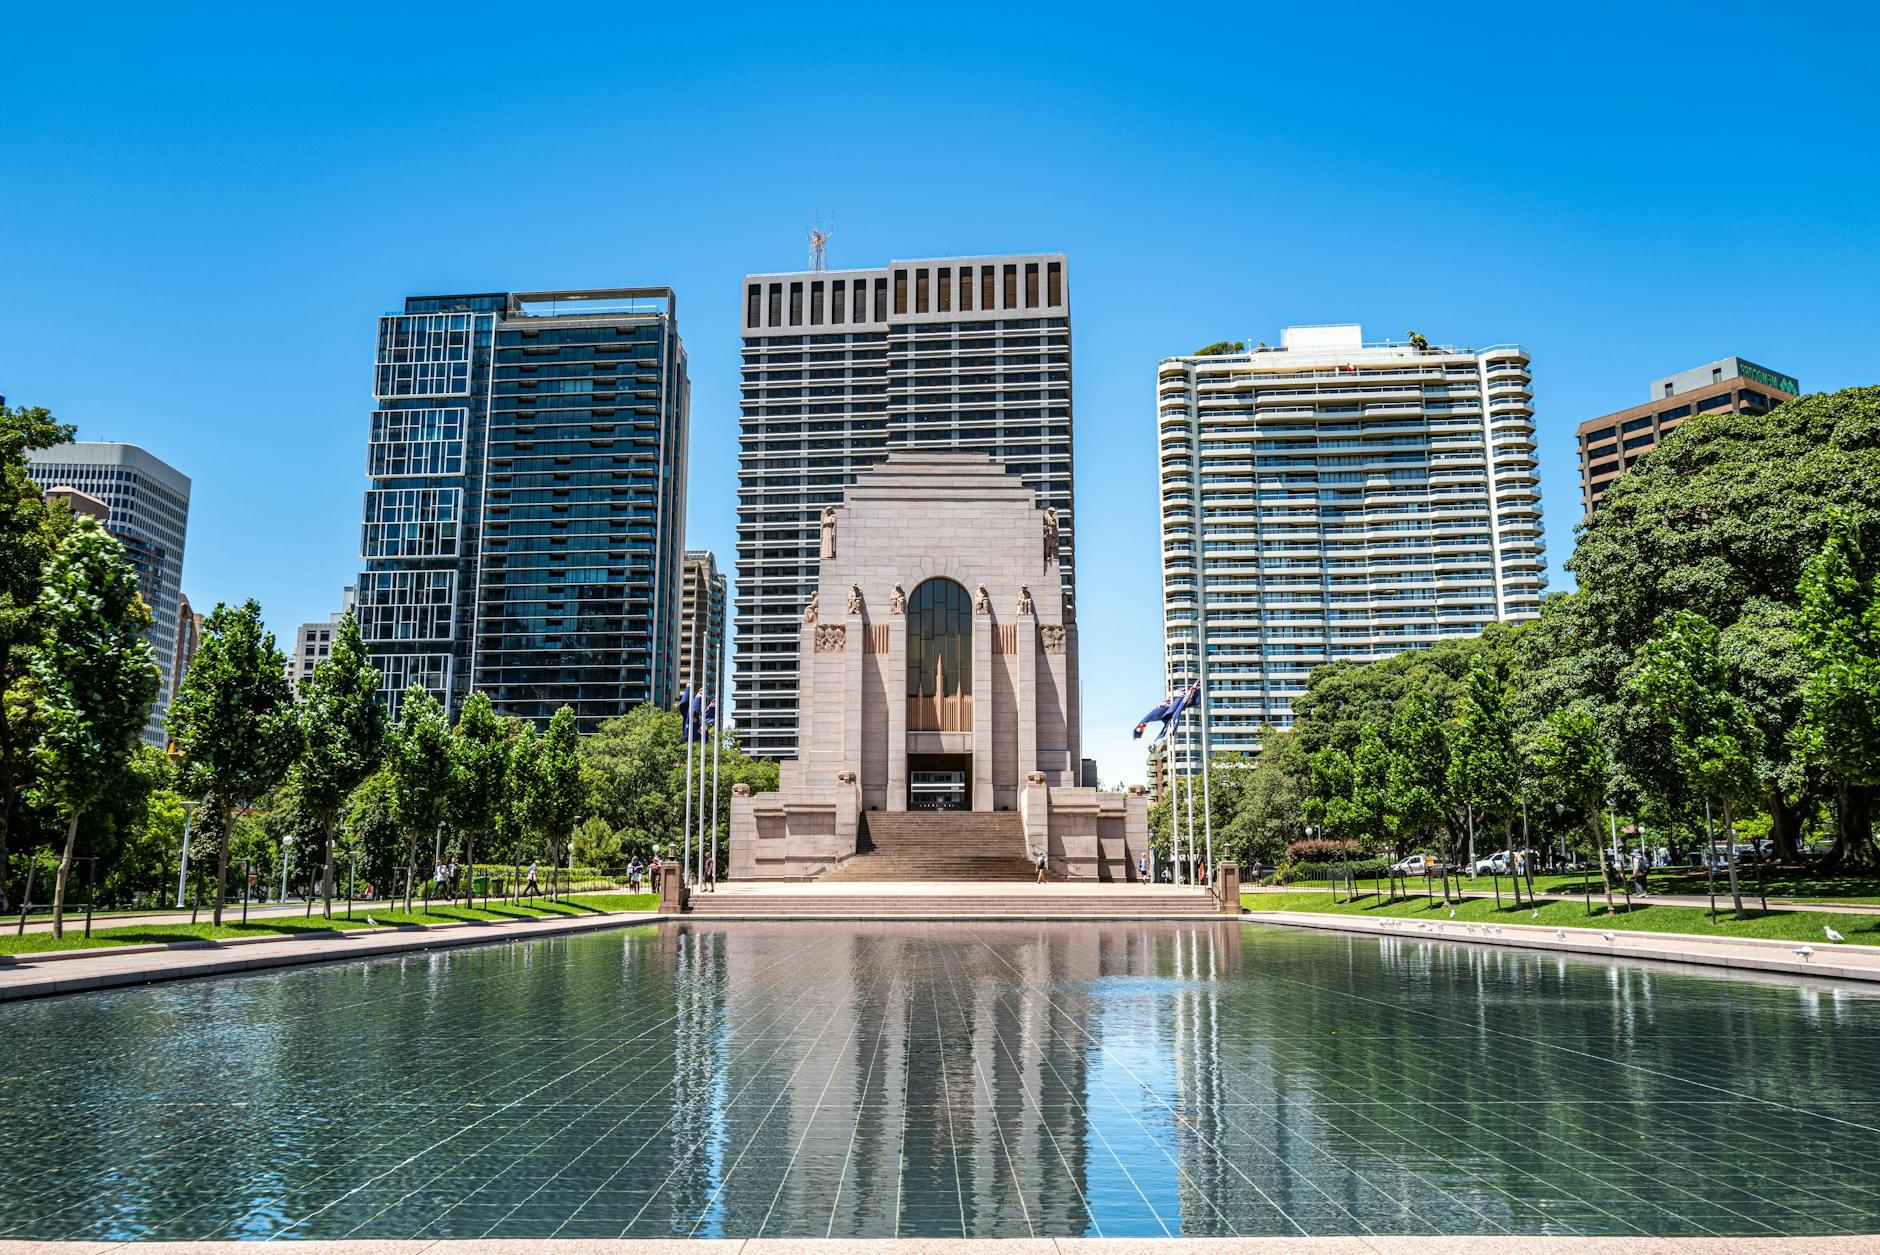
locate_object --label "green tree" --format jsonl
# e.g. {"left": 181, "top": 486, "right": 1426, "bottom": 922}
{"left": 339, "top": 767, "right": 402, "bottom": 900}
{"left": 573, "top": 815, "right": 623, "bottom": 870}
{"left": 520, "top": 706, "right": 585, "bottom": 897}
{"left": 1384, "top": 687, "right": 1448, "bottom": 856}
{"left": 0, "top": 403, "right": 76, "bottom": 909}
{"left": 1528, "top": 700, "right": 1615, "bottom": 908}
{"left": 289, "top": 611, "right": 384, "bottom": 917}
{"left": 1793, "top": 508, "right": 1880, "bottom": 866}
{"left": 28, "top": 518, "right": 161, "bottom": 936}
{"left": 384, "top": 686, "right": 453, "bottom": 906}
{"left": 1446, "top": 655, "right": 1517, "bottom": 867}
{"left": 1631, "top": 611, "right": 1763, "bottom": 915}
{"left": 581, "top": 703, "right": 688, "bottom": 858}
{"left": 448, "top": 692, "right": 505, "bottom": 905}
{"left": 167, "top": 599, "right": 300, "bottom": 925}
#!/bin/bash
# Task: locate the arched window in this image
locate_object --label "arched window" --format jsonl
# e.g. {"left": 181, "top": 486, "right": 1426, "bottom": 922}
{"left": 906, "top": 577, "right": 973, "bottom": 732}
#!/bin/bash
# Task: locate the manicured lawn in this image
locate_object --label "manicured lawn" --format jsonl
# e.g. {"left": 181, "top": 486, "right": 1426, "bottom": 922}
{"left": 1280, "top": 869, "right": 1880, "bottom": 905}
{"left": 0, "top": 892, "right": 659, "bottom": 956}
{"left": 1241, "top": 888, "right": 1880, "bottom": 946}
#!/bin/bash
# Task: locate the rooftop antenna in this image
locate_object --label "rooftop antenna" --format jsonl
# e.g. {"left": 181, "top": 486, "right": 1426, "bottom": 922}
{"left": 808, "top": 217, "right": 832, "bottom": 271}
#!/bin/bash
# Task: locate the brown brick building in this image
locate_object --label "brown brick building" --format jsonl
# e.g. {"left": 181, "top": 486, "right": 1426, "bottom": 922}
{"left": 1578, "top": 357, "right": 1799, "bottom": 512}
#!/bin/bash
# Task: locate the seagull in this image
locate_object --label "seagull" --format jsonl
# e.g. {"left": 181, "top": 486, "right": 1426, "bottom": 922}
{"left": 1602, "top": 932, "right": 1616, "bottom": 942}
{"left": 1449, "top": 909, "right": 1457, "bottom": 919}
{"left": 367, "top": 916, "right": 380, "bottom": 927}
{"left": 1825, "top": 926, "right": 1847, "bottom": 943}
{"left": 1531, "top": 910, "right": 1539, "bottom": 920}
{"left": 1794, "top": 945, "right": 1814, "bottom": 961}
{"left": 1555, "top": 929, "right": 1566, "bottom": 940}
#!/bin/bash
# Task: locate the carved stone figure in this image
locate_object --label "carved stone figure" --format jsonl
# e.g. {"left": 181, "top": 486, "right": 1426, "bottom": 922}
{"left": 814, "top": 623, "right": 846, "bottom": 653}
{"left": 973, "top": 584, "right": 992, "bottom": 614}
{"left": 1040, "top": 624, "right": 1067, "bottom": 655}
{"left": 846, "top": 583, "right": 863, "bottom": 616}
{"left": 732, "top": 783, "right": 752, "bottom": 797}
{"left": 1043, "top": 506, "right": 1060, "bottom": 565}
{"left": 802, "top": 591, "right": 819, "bottom": 624}
{"left": 889, "top": 582, "right": 906, "bottom": 614}
{"left": 820, "top": 505, "right": 838, "bottom": 559}
{"left": 1016, "top": 584, "right": 1034, "bottom": 616}
{"left": 837, "top": 771, "right": 857, "bottom": 785}
{"left": 1026, "top": 771, "right": 1047, "bottom": 785}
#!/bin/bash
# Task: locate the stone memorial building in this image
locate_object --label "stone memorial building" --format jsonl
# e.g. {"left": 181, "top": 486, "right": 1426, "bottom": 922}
{"left": 729, "top": 455, "right": 1147, "bottom": 880}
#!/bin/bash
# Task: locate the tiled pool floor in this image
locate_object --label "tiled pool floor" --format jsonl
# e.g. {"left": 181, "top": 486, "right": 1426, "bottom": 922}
{"left": 2, "top": 920, "right": 1877, "bottom": 1241}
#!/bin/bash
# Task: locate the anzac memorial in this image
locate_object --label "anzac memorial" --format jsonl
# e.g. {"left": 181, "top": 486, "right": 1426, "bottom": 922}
{"left": 728, "top": 454, "right": 1148, "bottom": 880}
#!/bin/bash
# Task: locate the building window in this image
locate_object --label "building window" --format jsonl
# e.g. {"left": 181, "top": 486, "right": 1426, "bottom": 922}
{"left": 831, "top": 282, "right": 845, "bottom": 324}
{"left": 915, "top": 269, "right": 929, "bottom": 314}
{"left": 959, "top": 266, "right": 973, "bottom": 311}
{"left": 1003, "top": 265, "right": 1018, "bottom": 308}
{"left": 1622, "top": 416, "right": 1654, "bottom": 433}
{"left": 1712, "top": 367, "right": 1724, "bottom": 383}
{"left": 936, "top": 266, "right": 951, "bottom": 312}
{"left": 1047, "top": 261, "right": 1062, "bottom": 306}
{"left": 894, "top": 270, "right": 908, "bottom": 315}
{"left": 746, "top": 284, "right": 761, "bottom": 328}
{"left": 875, "top": 277, "right": 888, "bottom": 321}
{"left": 768, "top": 283, "right": 782, "bottom": 327}
{"left": 906, "top": 577, "right": 973, "bottom": 732}
{"left": 789, "top": 282, "right": 803, "bottom": 325}
{"left": 811, "top": 281, "right": 824, "bottom": 324}
{"left": 982, "top": 268, "right": 995, "bottom": 311}
{"left": 1025, "top": 263, "right": 1040, "bottom": 307}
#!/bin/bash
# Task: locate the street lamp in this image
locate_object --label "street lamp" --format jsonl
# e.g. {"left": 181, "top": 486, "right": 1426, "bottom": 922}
{"left": 174, "top": 799, "right": 200, "bottom": 909}
{"left": 280, "top": 836, "right": 293, "bottom": 903}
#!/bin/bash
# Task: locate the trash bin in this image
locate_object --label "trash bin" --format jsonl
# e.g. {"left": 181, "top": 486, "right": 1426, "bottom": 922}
{"left": 472, "top": 874, "right": 489, "bottom": 897}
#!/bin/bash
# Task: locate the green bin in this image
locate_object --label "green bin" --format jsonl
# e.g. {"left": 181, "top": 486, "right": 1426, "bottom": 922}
{"left": 472, "top": 874, "right": 489, "bottom": 896}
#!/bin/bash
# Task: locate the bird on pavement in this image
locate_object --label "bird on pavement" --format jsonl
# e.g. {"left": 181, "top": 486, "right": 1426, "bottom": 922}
{"left": 1602, "top": 932, "right": 1616, "bottom": 942}
{"left": 1794, "top": 945, "right": 1814, "bottom": 961}
{"left": 1555, "top": 929, "right": 1567, "bottom": 940}
{"left": 1825, "top": 926, "right": 1847, "bottom": 943}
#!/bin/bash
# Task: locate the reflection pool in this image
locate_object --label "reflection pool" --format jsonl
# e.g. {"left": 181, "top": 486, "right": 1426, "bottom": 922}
{"left": 2, "top": 920, "right": 1877, "bottom": 1240}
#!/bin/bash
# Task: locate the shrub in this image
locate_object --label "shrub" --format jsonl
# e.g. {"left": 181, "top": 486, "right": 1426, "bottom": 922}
{"left": 1286, "top": 838, "right": 1362, "bottom": 863}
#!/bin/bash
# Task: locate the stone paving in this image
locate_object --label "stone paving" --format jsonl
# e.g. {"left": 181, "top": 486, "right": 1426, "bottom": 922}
{"left": 1, "top": 1234, "right": 1876, "bottom": 1251}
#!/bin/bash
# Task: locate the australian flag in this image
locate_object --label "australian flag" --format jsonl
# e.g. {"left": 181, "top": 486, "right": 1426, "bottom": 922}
{"left": 1134, "top": 681, "right": 1200, "bottom": 742}
{"left": 677, "top": 684, "right": 693, "bottom": 741}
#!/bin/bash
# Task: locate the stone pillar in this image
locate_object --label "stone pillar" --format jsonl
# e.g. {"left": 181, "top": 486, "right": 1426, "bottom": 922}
{"left": 1018, "top": 614, "right": 1038, "bottom": 782}
{"left": 657, "top": 860, "right": 686, "bottom": 914}
{"left": 1215, "top": 862, "right": 1242, "bottom": 913}
{"left": 887, "top": 611, "right": 908, "bottom": 811}
{"left": 973, "top": 608, "right": 993, "bottom": 811}
{"left": 843, "top": 610, "right": 864, "bottom": 782}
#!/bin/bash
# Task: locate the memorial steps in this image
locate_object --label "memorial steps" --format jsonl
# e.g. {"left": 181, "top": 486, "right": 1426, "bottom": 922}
{"left": 820, "top": 811, "right": 1038, "bottom": 881}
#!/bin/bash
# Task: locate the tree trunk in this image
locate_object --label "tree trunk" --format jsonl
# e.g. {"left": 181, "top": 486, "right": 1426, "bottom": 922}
{"left": 0, "top": 795, "right": 12, "bottom": 914}
{"left": 212, "top": 799, "right": 233, "bottom": 927}
{"left": 322, "top": 814, "right": 336, "bottom": 920}
{"left": 1767, "top": 787, "right": 1803, "bottom": 864}
{"left": 1723, "top": 796, "right": 1746, "bottom": 917}
{"left": 1587, "top": 798, "right": 1613, "bottom": 913}
{"left": 1832, "top": 782, "right": 1880, "bottom": 868}
{"left": 51, "top": 808, "right": 82, "bottom": 939}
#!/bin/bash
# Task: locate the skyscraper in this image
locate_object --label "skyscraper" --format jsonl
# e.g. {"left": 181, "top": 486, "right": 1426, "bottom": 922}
{"left": 357, "top": 288, "right": 689, "bottom": 730}
{"left": 287, "top": 586, "right": 356, "bottom": 697}
{"left": 28, "top": 442, "right": 191, "bottom": 746}
{"left": 1577, "top": 356, "right": 1797, "bottom": 512}
{"left": 735, "top": 252, "right": 1074, "bottom": 757}
{"left": 679, "top": 549, "right": 726, "bottom": 705}
{"left": 1157, "top": 325, "right": 1545, "bottom": 762}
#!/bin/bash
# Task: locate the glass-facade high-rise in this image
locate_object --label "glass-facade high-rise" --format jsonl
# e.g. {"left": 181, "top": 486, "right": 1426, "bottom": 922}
{"left": 358, "top": 288, "right": 689, "bottom": 730}
{"left": 27, "top": 442, "right": 191, "bottom": 747}
{"left": 734, "top": 253, "right": 1075, "bottom": 759}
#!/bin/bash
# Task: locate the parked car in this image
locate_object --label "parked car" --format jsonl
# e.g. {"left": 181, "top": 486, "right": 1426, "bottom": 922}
{"left": 1390, "top": 854, "right": 1448, "bottom": 876}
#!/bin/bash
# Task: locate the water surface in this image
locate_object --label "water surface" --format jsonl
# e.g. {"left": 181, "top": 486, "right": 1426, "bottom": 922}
{"left": 2, "top": 920, "right": 1877, "bottom": 1239}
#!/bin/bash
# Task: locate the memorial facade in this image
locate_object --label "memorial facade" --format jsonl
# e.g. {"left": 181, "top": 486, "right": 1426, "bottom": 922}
{"left": 729, "top": 454, "right": 1146, "bottom": 880}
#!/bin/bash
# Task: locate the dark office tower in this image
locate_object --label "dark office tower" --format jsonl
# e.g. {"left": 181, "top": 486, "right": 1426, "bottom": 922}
{"left": 358, "top": 288, "right": 689, "bottom": 731}
{"left": 734, "top": 253, "right": 1074, "bottom": 759}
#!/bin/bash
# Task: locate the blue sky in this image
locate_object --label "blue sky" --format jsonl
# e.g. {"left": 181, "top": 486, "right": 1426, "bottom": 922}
{"left": 4, "top": 2, "right": 1877, "bottom": 785}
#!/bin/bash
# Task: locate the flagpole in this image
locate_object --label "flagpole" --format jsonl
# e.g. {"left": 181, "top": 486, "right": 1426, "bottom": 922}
{"left": 1183, "top": 701, "right": 1196, "bottom": 886}
{"left": 710, "top": 695, "right": 722, "bottom": 888}
{"left": 1200, "top": 679, "right": 1214, "bottom": 879}
{"left": 681, "top": 689, "right": 694, "bottom": 888}
{"left": 1171, "top": 733, "right": 1185, "bottom": 887}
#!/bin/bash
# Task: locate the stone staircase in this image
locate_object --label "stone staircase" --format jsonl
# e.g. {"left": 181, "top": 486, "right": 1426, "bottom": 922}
{"left": 684, "top": 883, "right": 1220, "bottom": 918}
{"left": 821, "top": 811, "right": 1038, "bottom": 882}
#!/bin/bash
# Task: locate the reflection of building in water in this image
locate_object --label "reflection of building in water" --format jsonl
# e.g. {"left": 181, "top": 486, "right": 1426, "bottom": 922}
{"left": 668, "top": 921, "right": 1247, "bottom": 1238}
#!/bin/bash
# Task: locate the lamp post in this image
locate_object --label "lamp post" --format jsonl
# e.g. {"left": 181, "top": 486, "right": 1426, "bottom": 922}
{"left": 280, "top": 836, "right": 293, "bottom": 904}
{"left": 174, "top": 799, "right": 200, "bottom": 909}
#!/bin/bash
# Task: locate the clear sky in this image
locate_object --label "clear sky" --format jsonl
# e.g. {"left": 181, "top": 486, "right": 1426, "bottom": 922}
{"left": 4, "top": 2, "right": 1877, "bottom": 785}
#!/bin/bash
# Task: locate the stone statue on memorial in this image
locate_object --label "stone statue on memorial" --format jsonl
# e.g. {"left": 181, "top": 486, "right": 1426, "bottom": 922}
{"left": 1016, "top": 585, "right": 1034, "bottom": 616}
{"left": 847, "top": 583, "right": 863, "bottom": 616}
{"left": 820, "top": 505, "right": 838, "bottom": 559}
{"left": 1042, "top": 506, "right": 1059, "bottom": 566}
{"left": 973, "top": 584, "right": 992, "bottom": 614}
{"left": 802, "top": 591, "right": 819, "bottom": 624}
{"left": 889, "top": 583, "right": 906, "bottom": 613}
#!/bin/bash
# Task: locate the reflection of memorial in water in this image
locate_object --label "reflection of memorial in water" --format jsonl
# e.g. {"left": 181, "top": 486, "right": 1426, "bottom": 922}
{"left": 660, "top": 921, "right": 1244, "bottom": 1237}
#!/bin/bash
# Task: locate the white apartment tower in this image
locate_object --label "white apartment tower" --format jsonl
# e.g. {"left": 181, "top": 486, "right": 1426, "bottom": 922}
{"left": 1157, "top": 325, "right": 1545, "bottom": 763}
{"left": 735, "top": 253, "right": 1074, "bottom": 758}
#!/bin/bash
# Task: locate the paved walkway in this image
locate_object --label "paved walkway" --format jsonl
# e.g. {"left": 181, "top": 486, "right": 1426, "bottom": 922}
{"left": 1247, "top": 909, "right": 1880, "bottom": 984}
{"left": 9, "top": 899, "right": 377, "bottom": 934}
{"left": 1, "top": 1234, "right": 1874, "bottom": 1251}
{"left": 1248, "top": 883, "right": 1880, "bottom": 916}
{"left": 0, "top": 909, "right": 663, "bottom": 1002}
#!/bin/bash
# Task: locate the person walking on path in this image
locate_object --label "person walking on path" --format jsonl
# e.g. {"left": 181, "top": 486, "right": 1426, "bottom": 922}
{"left": 1631, "top": 847, "right": 1650, "bottom": 897}
{"left": 1138, "top": 852, "right": 1149, "bottom": 884}
{"left": 524, "top": 859, "right": 540, "bottom": 899}
{"left": 1035, "top": 849, "right": 1048, "bottom": 884}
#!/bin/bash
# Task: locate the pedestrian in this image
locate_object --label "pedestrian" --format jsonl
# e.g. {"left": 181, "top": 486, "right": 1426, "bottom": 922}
{"left": 1137, "top": 852, "right": 1148, "bottom": 884}
{"left": 1035, "top": 849, "right": 1048, "bottom": 883}
{"left": 704, "top": 850, "right": 716, "bottom": 891}
{"left": 524, "top": 859, "right": 540, "bottom": 899}
{"left": 1631, "top": 847, "right": 1649, "bottom": 897}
